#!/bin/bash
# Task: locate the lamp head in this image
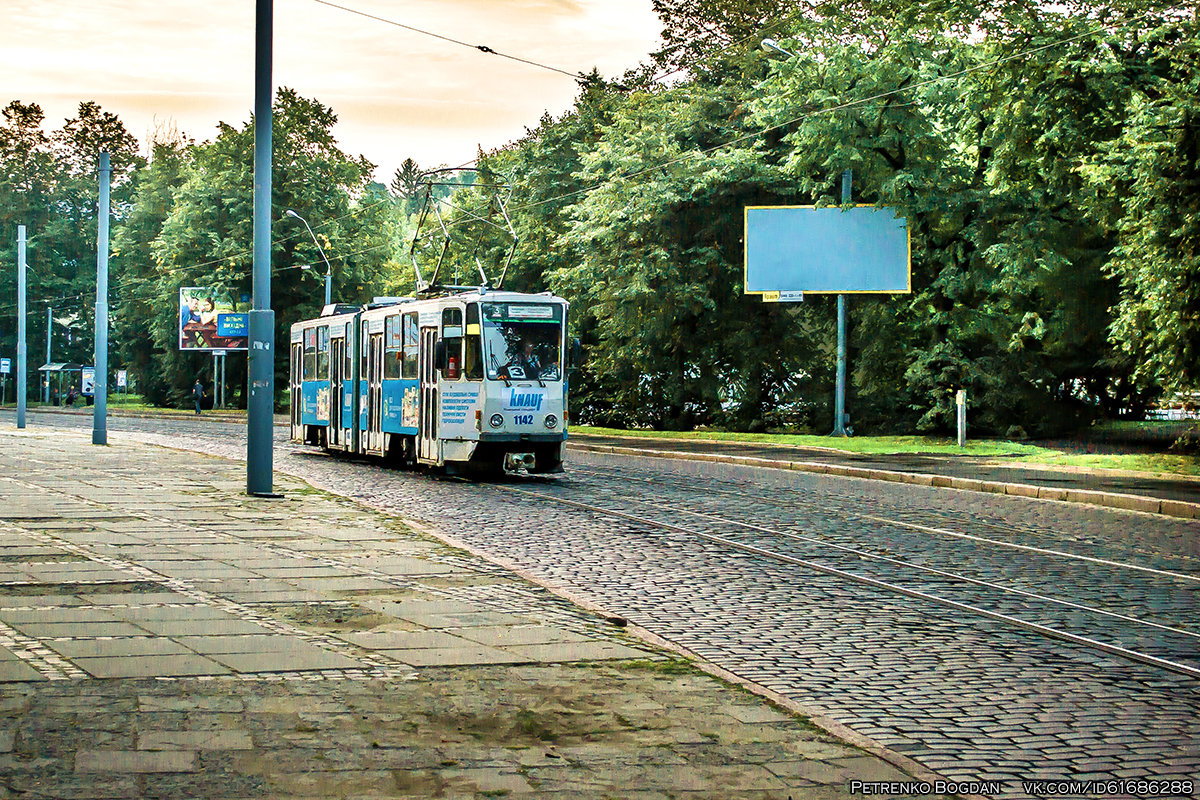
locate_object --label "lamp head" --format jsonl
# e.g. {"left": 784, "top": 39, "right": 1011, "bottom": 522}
{"left": 761, "top": 38, "right": 797, "bottom": 58}
{"left": 285, "top": 209, "right": 300, "bottom": 219}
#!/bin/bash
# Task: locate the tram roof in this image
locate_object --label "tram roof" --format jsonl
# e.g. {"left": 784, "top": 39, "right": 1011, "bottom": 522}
{"left": 290, "top": 289, "right": 568, "bottom": 331}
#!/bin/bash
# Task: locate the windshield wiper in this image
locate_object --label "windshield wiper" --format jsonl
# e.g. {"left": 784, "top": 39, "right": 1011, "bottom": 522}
{"left": 489, "top": 353, "right": 510, "bottom": 386}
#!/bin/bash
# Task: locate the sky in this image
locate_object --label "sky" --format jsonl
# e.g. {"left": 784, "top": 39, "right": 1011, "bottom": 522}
{"left": 1, "top": 0, "right": 663, "bottom": 182}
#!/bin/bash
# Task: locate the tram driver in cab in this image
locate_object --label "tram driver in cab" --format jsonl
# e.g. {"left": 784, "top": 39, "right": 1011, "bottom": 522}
{"left": 504, "top": 339, "right": 541, "bottom": 380}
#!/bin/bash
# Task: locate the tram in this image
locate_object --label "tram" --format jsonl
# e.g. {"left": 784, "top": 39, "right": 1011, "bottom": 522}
{"left": 289, "top": 289, "right": 571, "bottom": 475}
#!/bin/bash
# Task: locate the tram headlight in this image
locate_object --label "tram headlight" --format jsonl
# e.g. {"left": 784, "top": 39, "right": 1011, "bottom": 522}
{"left": 544, "top": 414, "right": 558, "bottom": 429}
{"left": 489, "top": 413, "right": 504, "bottom": 428}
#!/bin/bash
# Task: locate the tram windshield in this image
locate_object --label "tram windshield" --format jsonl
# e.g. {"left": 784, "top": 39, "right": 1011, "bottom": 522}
{"left": 481, "top": 303, "right": 563, "bottom": 382}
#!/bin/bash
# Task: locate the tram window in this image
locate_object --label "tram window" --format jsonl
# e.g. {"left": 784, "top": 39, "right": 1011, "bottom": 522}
{"left": 302, "top": 328, "right": 316, "bottom": 380}
{"left": 361, "top": 323, "right": 369, "bottom": 378}
{"left": 384, "top": 315, "right": 401, "bottom": 380}
{"left": 401, "top": 313, "right": 418, "bottom": 379}
{"left": 441, "top": 308, "right": 463, "bottom": 380}
{"left": 344, "top": 322, "right": 353, "bottom": 376}
{"left": 316, "top": 326, "right": 330, "bottom": 380}
{"left": 464, "top": 303, "right": 482, "bottom": 380}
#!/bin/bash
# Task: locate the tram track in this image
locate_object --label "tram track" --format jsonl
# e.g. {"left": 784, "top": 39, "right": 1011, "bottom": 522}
{"left": 565, "top": 464, "right": 1200, "bottom": 630}
{"left": 498, "top": 470, "right": 1200, "bottom": 681}
{"left": 572, "top": 461, "right": 1200, "bottom": 577}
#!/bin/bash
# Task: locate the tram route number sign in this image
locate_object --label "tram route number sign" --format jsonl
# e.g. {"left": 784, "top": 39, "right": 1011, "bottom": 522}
{"left": 116, "top": 370, "right": 127, "bottom": 389}
{"left": 0, "top": 358, "right": 9, "bottom": 375}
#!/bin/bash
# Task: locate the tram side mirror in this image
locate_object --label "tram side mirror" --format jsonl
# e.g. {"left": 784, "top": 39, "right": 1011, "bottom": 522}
{"left": 569, "top": 338, "right": 582, "bottom": 371}
{"left": 434, "top": 341, "right": 447, "bottom": 371}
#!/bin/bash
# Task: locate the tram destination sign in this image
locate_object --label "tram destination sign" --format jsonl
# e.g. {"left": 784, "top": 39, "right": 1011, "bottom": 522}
{"left": 744, "top": 205, "right": 911, "bottom": 295}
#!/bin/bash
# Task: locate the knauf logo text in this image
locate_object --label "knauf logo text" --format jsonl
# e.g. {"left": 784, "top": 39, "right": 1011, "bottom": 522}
{"left": 508, "top": 391, "right": 544, "bottom": 411}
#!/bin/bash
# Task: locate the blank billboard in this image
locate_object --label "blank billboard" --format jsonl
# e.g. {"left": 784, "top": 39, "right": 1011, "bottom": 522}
{"left": 744, "top": 205, "right": 910, "bottom": 294}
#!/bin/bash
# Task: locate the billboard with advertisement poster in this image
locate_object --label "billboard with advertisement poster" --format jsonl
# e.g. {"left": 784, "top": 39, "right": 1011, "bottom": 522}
{"left": 178, "top": 287, "right": 250, "bottom": 351}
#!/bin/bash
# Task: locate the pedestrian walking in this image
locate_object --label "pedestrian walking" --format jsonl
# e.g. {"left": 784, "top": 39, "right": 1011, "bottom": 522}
{"left": 192, "top": 378, "right": 205, "bottom": 415}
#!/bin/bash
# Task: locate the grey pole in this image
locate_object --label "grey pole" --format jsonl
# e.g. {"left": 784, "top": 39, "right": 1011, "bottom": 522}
{"left": 832, "top": 169, "right": 851, "bottom": 436}
{"left": 44, "top": 304, "right": 51, "bottom": 403}
{"left": 16, "top": 225, "right": 26, "bottom": 429}
{"left": 247, "top": 0, "right": 278, "bottom": 496}
{"left": 93, "top": 153, "right": 111, "bottom": 445}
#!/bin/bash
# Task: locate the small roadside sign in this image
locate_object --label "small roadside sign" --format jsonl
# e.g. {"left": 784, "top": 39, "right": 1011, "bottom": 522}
{"left": 116, "top": 369, "right": 127, "bottom": 388}
{"left": 81, "top": 367, "right": 95, "bottom": 396}
{"left": 762, "top": 291, "right": 805, "bottom": 303}
{"left": 0, "top": 358, "right": 9, "bottom": 374}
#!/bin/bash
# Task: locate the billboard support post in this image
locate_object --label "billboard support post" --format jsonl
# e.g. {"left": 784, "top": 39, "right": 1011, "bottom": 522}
{"left": 94, "top": 153, "right": 110, "bottom": 446}
{"left": 832, "top": 169, "right": 851, "bottom": 437}
{"left": 247, "top": 0, "right": 278, "bottom": 497}
{"left": 16, "top": 225, "right": 26, "bottom": 429}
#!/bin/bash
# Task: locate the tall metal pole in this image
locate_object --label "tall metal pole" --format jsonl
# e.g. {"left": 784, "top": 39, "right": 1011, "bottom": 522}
{"left": 832, "top": 168, "right": 851, "bottom": 437}
{"left": 16, "top": 226, "right": 26, "bottom": 429}
{"left": 325, "top": 272, "right": 331, "bottom": 307}
{"left": 44, "top": 304, "right": 51, "bottom": 403}
{"left": 247, "top": 0, "right": 277, "bottom": 496}
{"left": 93, "top": 153, "right": 111, "bottom": 445}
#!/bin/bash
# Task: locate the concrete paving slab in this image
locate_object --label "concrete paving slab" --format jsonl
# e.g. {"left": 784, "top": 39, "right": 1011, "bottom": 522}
{"left": 501, "top": 641, "right": 650, "bottom": 662}
{"left": 132, "top": 618, "right": 276, "bottom": 637}
{"left": 284, "top": 577, "right": 396, "bottom": 592}
{"left": 452, "top": 624, "right": 592, "bottom": 648}
{"left": 10, "top": 621, "right": 148, "bottom": 638}
{"left": 173, "top": 634, "right": 325, "bottom": 654}
{"left": 73, "top": 654, "right": 229, "bottom": 678}
{"left": 378, "top": 645, "right": 530, "bottom": 666}
{"left": 109, "top": 604, "right": 238, "bottom": 622}
{"left": 0, "top": 607, "right": 120, "bottom": 624}
{"left": 205, "top": 649, "right": 365, "bottom": 672}
{"left": 79, "top": 591, "right": 194, "bottom": 606}
{"left": 0, "top": 594, "right": 85, "bottom": 608}
{"left": 0, "top": 659, "right": 46, "bottom": 682}
{"left": 45, "top": 636, "right": 192, "bottom": 659}
{"left": 335, "top": 629, "right": 476, "bottom": 650}
{"left": 397, "top": 610, "right": 533, "bottom": 628}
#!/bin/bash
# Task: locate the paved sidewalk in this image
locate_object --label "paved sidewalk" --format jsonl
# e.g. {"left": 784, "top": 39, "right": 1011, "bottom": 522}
{"left": 0, "top": 429, "right": 930, "bottom": 799}
{"left": 568, "top": 434, "right": 1200, "bottom": 519}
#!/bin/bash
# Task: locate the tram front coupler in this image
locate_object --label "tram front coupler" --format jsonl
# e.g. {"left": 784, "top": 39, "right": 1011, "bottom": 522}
{"left": 504, "top": 452, "right": 537, "bottom": 472}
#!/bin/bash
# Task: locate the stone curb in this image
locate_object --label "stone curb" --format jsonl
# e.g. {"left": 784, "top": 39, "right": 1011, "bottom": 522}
{"left": 567, "top": 442, "right": 1200, "bottom": 521}
{"left": 19, "top": 406, "right": 289, "bottom": 426}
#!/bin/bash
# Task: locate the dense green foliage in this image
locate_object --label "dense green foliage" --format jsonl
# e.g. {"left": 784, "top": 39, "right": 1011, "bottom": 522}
{"left": 1, "top": 90, "right": 412, "bottom": 407}
{"left": 2, "top": 1, "right": 1196, "bottom": 432}
{"left": 452, "top": 0, "right": 1198, "bottom": 434}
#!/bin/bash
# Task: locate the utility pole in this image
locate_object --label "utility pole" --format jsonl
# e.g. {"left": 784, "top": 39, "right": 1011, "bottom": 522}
{"left": 247, "top": 0, "right": 278, "bottom": 496}
{"left": 16, "top": 225, "right": 27, "bottom": 429}
{"left": 831, "top": 169, "right": 851, "bottom": 436}
{"left": 93, "top": 153, "right": 110, "bottom": 445}
{"left": 44, "top": 304, "right": 51, "bottom": 403}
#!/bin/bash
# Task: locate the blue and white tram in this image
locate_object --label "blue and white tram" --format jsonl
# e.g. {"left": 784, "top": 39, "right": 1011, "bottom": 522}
{"left": 289, "top": 290, "right": 570, "bottom": 475}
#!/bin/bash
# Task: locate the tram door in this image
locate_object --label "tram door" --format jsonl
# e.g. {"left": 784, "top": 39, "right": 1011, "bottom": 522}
{"left": 418, "top": 326, "right": 439, "bottom": 462}
{"left": 289, "top": 342, "right": 303, "bottom": 441}
{"left": 329, "top": 337, "right": 343, "bottom": 448}
{"left": 367, "top": 332, "right": 384, "bottom": 454}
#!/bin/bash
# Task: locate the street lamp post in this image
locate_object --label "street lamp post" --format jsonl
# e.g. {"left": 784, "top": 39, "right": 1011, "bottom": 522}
{"left": 285, "top": 209, "right": 332, "bottom": 307}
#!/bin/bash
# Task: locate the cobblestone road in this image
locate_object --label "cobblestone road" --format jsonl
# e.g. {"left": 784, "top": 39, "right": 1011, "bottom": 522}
{"left": 18, "top": 413, "right": 1200, "bottom": 794}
